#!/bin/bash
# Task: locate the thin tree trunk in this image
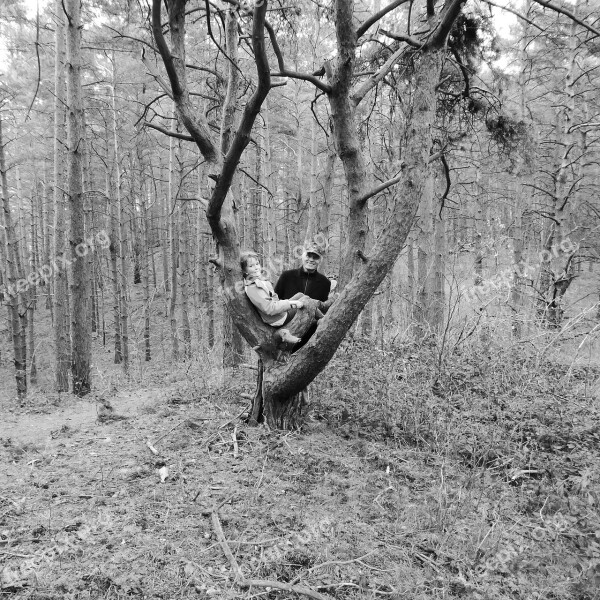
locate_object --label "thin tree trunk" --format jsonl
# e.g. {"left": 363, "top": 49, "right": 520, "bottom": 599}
{"left": 67, "top": 0, "right": 91, "bottom": 396}
{"left": 141, "top": 183, "right": 151, "bottom": 361}
{"left": 110, "top": 69, "right": 129, "bottom": 373}
{"left": 29, "top": 191, "right": 38, "bottom": 384}
{"left": 168, "top": 115, "right": 180, "bottom": 361}
{"left": 0, "top": 117, "right": 28, "bottom": 400}
{"left": 53, "top": 0, "right": 69, "bottom": 392}
{"left": 180, "top": 199, "right": 192, "bottom": 359}
{"left": 107, "top": 165, "right": 122, "bottom": 363}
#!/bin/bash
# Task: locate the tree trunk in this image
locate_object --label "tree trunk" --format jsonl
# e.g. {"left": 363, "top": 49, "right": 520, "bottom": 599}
{"left": 110, "top": 68, "right": 130, "bottom": 373}
{"left": 66, "top": 0, "right": 91, "bottom": 396}
{"left": 180, "top": 199, "right": 192, "bottom": 359}
{"left": 53, "top": 0, "right": 69, "bottom": 392}
{"left": 107, "top": 164, "right": 122, "bottom": 364}
{"left": 0, "top": 116, "right": 28, "bottom": 400}
{"left": 168, "top": 114, "right": 180, "bottom": 361}
{"left": 220, "top": 7, "right": 244, "bottom": 369}
{"left": 538, "top": 7, "right": 579, "bottom": 326}
{"left": 141, "top": 184, "right": 152, "bottom": 361}
{"left": 29, "top": 191, "right": 38, "bottom": 384}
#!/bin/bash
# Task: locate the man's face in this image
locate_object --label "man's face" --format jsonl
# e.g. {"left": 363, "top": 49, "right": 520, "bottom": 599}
{"left": 302, "top": 251, "right": 321, "bottom": 272}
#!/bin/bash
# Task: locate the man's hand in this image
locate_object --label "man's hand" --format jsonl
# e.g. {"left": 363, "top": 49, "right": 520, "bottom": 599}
{"left": 291, "top": 301, "right": 304, "bottom": 309}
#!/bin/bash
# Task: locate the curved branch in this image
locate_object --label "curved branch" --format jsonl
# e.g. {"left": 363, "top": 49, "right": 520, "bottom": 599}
{"left": 151, "top": 0, "right": 218, "bottom": 162}
{"left": 264, "top": 20, "right": 331, "bottom": 93}
{"left": 206, "top": 0, "right": 271, "bottom": 235}
{"left": 151, "top": 0, "right": 183, "bottom": 97}
{"left": 449, "top": 47, "right": 470, "bottom": 97}
{"left": 378, "top": 27, "right": 421, "bottom": 47}
{"left": 531, "top": 0, "right": 600, "bottom": 38}
{"left": 426, "top": 0, "right": 465, "bottom": 50}
{"left": 356, "top": 0, "right": 411, "bottom": 39}
{"left": 270, "top": 71, "right": 332, "bottom": 93}
{"left": 352, "top": 46, "right": 405, "bottom": 105}
{"left": 141, "top": 48, "right": 173, "bottom": 98}
{"left": 144, "top": 121, "right": 194, "bottom": 141}
{"left": 479, "top": 0, "right": 544, "bottom": 31}
{"left": 25, "top": 1, "right": 41, "bottom": 122}
{"left": 358, "top": 151, "right": 443, "bottom": 204}
{"left": 438, "top": 154, "right": 451, "bottom": 218}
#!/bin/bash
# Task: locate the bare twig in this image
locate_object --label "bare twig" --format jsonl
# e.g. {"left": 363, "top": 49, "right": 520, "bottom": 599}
{"left": 152, "top": 419, "right": 186, "bottom": 445}
{"left": 25, "top": 0, "right": 42, "bottom": 122}
{"left": 211, "top": 510, "right": 332, "bottom": 600}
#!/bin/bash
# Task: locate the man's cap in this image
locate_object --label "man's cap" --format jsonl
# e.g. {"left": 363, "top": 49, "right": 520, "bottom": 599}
{"left": 303, "top": 241, "right": 324, "bottom": 257}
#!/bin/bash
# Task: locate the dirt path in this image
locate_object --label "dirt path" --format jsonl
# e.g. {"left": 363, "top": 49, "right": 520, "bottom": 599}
{"left": 0, "top": 389, "right": 161, "bottom": 445}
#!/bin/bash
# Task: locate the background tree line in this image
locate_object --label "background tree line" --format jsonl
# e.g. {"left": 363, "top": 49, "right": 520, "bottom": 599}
{"left": 0, "top": 0, "right": 599, "bottom": 417}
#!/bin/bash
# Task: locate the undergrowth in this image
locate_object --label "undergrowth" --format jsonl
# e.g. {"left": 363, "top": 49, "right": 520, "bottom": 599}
{"left": 2, "top": 333, "right": 600, "bottom": 599}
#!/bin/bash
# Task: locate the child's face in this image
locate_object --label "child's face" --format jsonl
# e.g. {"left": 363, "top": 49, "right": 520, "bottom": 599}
{"left": 245, "top": 257, "right": 262, "bottom": 279}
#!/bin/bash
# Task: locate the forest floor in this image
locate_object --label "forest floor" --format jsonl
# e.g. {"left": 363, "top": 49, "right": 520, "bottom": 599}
{"left": 2, "top": 329, "right": 600, "bottom": 600}
{"left": 1, "top": 269, "right": 600, "bottom": 599}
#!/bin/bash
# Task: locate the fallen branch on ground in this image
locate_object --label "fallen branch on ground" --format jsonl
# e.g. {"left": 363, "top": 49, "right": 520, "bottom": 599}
{"left": 211, "top": 510, "right": 332, "bottom": 600}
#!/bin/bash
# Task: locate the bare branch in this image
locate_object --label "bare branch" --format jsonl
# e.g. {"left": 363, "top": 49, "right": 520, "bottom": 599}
{"left": 531, "top": 0, "right": 600, "bottom": 38}
{"left": 379, "top": 28, "right": 422, "bottom": 47}
{"left": 25, "top": 1, "right": 42, "bottom": 122}
{"left": 352, "top": 46, "right": 405, "bottom": 105}
{"left": 206, "top": 0, "right": 271, "bottom": 236}
{"left": 264, "top": 20, "right": 331, "bottom": 93}
{"left": 426, "top": 0, "right": 465, "bottom": 49}
{"left": 356, "top": 0, "right": 411, "bottom": 39}
{"left": 141, "top": 48, "right": 173, "bottom": 99}
{"left": 151, "top": 0, "right": 183, "bottom": 97}
{"left": 144, "top": 121, "right": 194, "bottom": 141}
{"left": 569, "top": 121, "right": 600, "bottom": 133}
{"left": 270, "top": 71, "right": 332, "bottom": 93}
{"left": 479, "top": 0, "right": 544, "bottom": 31}
{"left": 151, "top": 0, "right": 218, "bottom": 162}
{"left": 439, "top": 154, "right": 451, "bottom": 217}
{"left": 358, "top": 152, "right": 444, "bottom": 204}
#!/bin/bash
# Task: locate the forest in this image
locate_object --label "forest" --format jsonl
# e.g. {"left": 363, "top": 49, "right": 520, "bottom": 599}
{"left": 1, "top": 0, "right": 600, "bottom": 597}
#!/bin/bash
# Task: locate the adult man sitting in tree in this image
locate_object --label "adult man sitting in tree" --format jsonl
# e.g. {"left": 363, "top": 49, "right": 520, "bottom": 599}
{"left": 275, "top": 242, "right": 332, "bottom": 348}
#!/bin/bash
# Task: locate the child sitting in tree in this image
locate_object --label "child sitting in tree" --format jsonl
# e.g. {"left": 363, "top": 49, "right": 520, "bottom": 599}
{"left": 240, "top": 251, "right": 304, "bottom": 327}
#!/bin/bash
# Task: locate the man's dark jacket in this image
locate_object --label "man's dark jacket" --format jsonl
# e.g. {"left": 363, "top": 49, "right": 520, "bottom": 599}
{"left": 274, "top": 268, "right": 331, "bottom": 303}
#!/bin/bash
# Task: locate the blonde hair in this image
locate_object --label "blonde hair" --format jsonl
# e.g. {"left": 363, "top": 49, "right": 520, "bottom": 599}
{"left": 240, "top": 251, "right": 259, "bottom": 276}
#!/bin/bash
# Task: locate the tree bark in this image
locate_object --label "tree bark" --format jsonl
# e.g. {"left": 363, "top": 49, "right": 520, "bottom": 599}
{"left": 152, "top": 0, "right": 449, "bottom": 428}
{"left": 66, "top": 0, "right": 91, "bottom": 396}
{"left": 0, "top": 116, "right": 28, "bottom": 400}
{"left": 53, "top": 0, "right": 70, "bottom": 392}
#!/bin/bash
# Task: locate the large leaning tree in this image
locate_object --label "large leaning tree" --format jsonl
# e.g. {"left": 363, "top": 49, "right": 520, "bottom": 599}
{"left": 147, "top": 0, "right": 595, "bottom": 429}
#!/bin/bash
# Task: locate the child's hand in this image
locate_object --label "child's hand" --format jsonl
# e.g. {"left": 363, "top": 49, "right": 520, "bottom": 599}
{"left": 292, "top": 301, "right": 304, "bottom": 309}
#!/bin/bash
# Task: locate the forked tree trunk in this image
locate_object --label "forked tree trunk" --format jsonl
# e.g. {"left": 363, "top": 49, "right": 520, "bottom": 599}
{"left": 151, "top": 0, "right": 450, "bottom": 430}
{"left": 248, "top": 300, "right": 320, "bottom": 429}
